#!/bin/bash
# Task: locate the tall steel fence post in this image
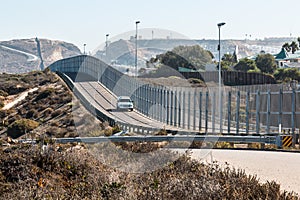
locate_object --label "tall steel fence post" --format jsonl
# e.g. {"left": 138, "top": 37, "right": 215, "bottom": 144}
{"left": 154, "top": 86, "right": 158, "bottom": 121}
{"left": 267, "top": 90, "right": 271, "bottom": 134}
{"left": 256, "top": 91, "right": 260, "bottom": 135}
{"left": 174, "top": 90, "right": 178, "bottom": 127}
{"left": 236, "top": 91, "right": 240, "bottom": 135}
{"left": 160, "top": 86, "right": 163, "bottom": 122}
{"left": 278, "top": 88, "right": 283, "bottom": 133}
{"left": 212, "top": 92, "right": 216, "bottom": 133}
{"left": 188, "top": 91, "right": 191, "bottom": 130}
{"left": 167, "top": 90, "right": 170, "bottom": 125}
{"left": 193, "top": 89, "right": 197, "bottom": 130}
{"left": 182, "top": 91, "right": 186, "bottom": 129}
{"left": 199, "top": 91, "right": 203, "bottom": 132}
{"left": 292, "top": 88, "right": 296, "bottom": 146}
{"left": 246, "top": 91, "right": 250, "bottom": 134}
{"left": 178, "top": 90, "right": 182, "bottom": 128}
{"left": 163, "top": 89, "right": 166, "bottom": 123}
{"left": 170, "top": 90, "right": 174, "bottom": 126}
{"left": 205, "top": 91, "right": 209, "bottom": 133}
{"left": 227, "top": 91, "right": 231, "bottom": 134}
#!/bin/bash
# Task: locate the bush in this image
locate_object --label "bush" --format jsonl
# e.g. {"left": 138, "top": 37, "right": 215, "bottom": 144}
{"left": 25, "top": 109, "right": 38, "bottom": 119}
{"left": 7, "top": 119, "right": 39, "bottom": 139}
{"left": 51, "top": 109, "right": 62, "bottom": 118}
{"left": 35, "top": 88, "right": 55, "bottom": 102}
{"left": 274, "top": 68, "right": 300, "bottom": 82}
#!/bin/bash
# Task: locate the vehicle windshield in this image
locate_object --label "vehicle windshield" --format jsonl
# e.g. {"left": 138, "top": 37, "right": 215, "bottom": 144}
{"left": 119, "top": 99, "right": 131, "bottom": 102}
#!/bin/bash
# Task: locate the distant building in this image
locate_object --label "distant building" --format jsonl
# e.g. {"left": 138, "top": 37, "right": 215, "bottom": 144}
{"left": 275, "top": 48, "right": 300, "bottom": 68}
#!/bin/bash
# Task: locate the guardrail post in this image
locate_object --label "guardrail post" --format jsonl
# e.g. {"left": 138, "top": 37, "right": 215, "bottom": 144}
{"left": 276, "top": 135, "right": 282, "bottom": 148}
{"left": 256, "top": 90, "right": 260, "bottom": 135}
{"left": 227, "top": 91, "right": 231, "bottom": 134}
{"left": 199, "top": 91, "right": 202, "bottom": 131}
{"left": 246, "top": 91, "right": 250, "bottom": 134}
{"left": 236, "top": 91, "right": 240, "bottom": 135}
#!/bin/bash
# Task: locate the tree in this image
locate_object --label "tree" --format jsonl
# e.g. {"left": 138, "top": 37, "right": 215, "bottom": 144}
{"left": 282, "top": 41, "right": 299, "bottom": 54}
{"left": 274, "top": 68, "right": 300, "bottom": 82}
{"left": 290, "top": 41, "right": 299, "bottom": 54}
{"left": 217, "top": 53, "right": 238, "bottom": 71}
{"left": 282, "top": 43, "right": 291, "bottom": 52}
{"left": 222, "top": 53, "right": 237, "bottom": 63}
{"left": 151, "top": 45, "right": 213, "bottom": 71}
{"left": 234, "top": 58, "right": 258, "bottom": 72}
{"left": 298, "top": 37, "right": 300, "bottom": 48}
{"left": 255, "top": 53, "right": 277, "bottom": 74}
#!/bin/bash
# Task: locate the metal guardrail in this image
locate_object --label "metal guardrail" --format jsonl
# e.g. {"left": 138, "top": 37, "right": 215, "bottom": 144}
{"left": 54, "top": 135, "right": 278, "bottom": 145}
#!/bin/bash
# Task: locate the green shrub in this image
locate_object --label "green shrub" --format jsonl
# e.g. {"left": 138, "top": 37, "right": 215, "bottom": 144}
{"left": 7, "top": 118, "right": 39, "bottom": 139}
{"left": 112, "top": 125, "right": 121, "bottom": 134}
{"left": 35, "top": 88, "right": 55, "bottom": 102}
{"left": 155, "top": 129, "right": 167, "bottom": 135}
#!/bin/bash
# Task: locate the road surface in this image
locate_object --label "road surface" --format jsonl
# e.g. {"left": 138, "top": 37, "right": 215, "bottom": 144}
{"left": 190, "top": 149, "right": 300, "bottom": 194}
{"left": 0, "top": 45, "right": 38, "bottom": 62}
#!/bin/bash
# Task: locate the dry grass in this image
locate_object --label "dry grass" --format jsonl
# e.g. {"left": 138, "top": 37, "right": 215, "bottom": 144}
{"left": 0, "top": 141, "right": 298, "bottom": 200}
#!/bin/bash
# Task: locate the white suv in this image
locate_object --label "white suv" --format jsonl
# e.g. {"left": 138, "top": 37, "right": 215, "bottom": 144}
{"left": 116, "top": 96, "right": 134, "bottom": 111}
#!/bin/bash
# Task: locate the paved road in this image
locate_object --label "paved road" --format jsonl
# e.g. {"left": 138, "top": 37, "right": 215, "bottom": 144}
{"left": 190, "top": 149, "right": 300, "bottom": 194}
{"left": 74, "top": 81, "right": 190, "bottom": 132}
{"left": 0, "top": 45, "right": 39, "bottom": 62}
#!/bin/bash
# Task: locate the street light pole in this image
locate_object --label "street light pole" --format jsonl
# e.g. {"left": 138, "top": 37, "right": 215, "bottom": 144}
{"left": 135, "top": 21, "right": 140, "bottom": 77}
{"left": 83, "top": 44, "right": 86, "bottom": 55}
{"left": 217, "top": 22, "right": 225, "bottom": 134}
{"left": 105, "top": 34, "right": 109, "bottom": 60}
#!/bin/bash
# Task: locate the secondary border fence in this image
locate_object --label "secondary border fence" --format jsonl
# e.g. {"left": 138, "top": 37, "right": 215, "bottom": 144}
{"left": 49, "top": 55, "right": 300, "bottom": 139}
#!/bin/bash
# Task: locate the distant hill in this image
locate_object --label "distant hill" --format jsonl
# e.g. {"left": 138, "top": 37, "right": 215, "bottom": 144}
{"left": 0, "top": 38, "right": 81, "bottom": 73}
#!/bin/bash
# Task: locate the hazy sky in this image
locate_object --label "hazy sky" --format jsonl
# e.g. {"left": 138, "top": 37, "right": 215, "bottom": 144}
{"left": 1, "top": 0, "right": 299, "bottom": 52}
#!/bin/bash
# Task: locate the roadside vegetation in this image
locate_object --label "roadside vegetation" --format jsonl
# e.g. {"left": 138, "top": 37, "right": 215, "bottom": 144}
{"left": 0, "top": 141, "right": 298, "bottom": 199}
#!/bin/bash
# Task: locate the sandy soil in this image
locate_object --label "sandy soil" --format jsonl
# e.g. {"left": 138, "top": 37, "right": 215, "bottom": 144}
{"left": 2, "top": 88, "right": 38, "bottom": 110}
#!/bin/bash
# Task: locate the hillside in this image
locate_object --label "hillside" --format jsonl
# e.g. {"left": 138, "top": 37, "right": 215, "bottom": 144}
{"left": 0, "top": 70, "right": 105, "bottom": 140}
{"left": 0, "top": 38, "right": 81, "bottom": 73}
